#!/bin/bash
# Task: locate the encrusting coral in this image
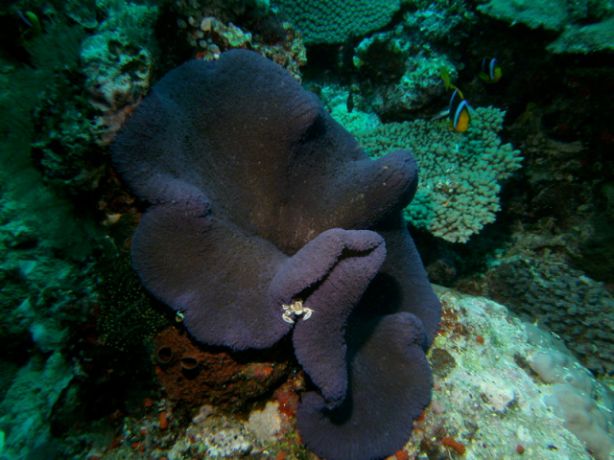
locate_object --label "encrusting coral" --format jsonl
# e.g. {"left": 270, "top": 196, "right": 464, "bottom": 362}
{"left": 112, "top": 49, "right": 440, "bottom": 460}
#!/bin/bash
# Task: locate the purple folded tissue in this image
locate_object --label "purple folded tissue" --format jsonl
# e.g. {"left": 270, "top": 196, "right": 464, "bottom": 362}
{"left": 112, "top": 49, "right": 441, "bottom": 460}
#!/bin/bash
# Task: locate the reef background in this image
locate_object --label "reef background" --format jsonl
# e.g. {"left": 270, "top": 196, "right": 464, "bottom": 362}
{"left": 0, "top": 0, "right": 612, "bottom": 459}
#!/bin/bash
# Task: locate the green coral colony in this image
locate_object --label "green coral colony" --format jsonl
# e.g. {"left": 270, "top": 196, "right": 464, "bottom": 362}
{"left": 0, "top": 0, "right": 613, "bottom": 459}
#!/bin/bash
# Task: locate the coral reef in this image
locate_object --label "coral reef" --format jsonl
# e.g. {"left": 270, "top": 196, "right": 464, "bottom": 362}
{"left": 354, "top": 107, "right": 522, "bottom": 243}
{"left": 22, "top": 20, "right": 102, "bottom": 194}
{"left": 548, "top": 15, "right": 614, "bottom": 53}
{"left": 347, "top": 0, "right": 476, "bottom": 117}
{"left": 0, "top": 52, "right": 101, "bottom": 453}
{"left": 478, "top": 0, "right": 572, "bottom": 30}
{"left": 0, "top": 202, "right": 102, "bottom": 459}
{"left": 402, "top": 0, "right": 477, "bottom": 45}
{"left": 319, "top": 84, "right": 382, "bottom": 134}
{"left": 0, "top": 353, "right": 75, "bottom": 458}
{"left": 353, "top": 29, "right": 456, "bottom": 115}
{"left": 484, "top": 253, "right": 614, "bottom": 375}
{"left": 172, "top": 0, "right": 306, "bottom": 79}
{"left": 500, "top": 104, "right": 613, "bottom": 283}
{"left": 0, "top": 0, "right": 612, "bottom": 459}
{"left": 477, "top": 0, "right": 614, "bottom": 53}
{"left": 26, "top": 1, "right": 158, "bottom": 195}
{"left": 80, "top": 0, "right": 158, "bottom": 146}
{"left": 271, "top": 0, "right": 401, "bottom": 44}
{"left": 0, "top": 7, "right": 164, "bottom": 455}
{"left": 112, "top": 49, "right": 440, "bottom": 459}
{"left": 31, "top": 84, "right": 105, "bottom": 193}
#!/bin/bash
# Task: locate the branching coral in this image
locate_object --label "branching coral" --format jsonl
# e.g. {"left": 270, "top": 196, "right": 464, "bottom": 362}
{"left": 356, "top": 107, "right": 522, "bottom": 243}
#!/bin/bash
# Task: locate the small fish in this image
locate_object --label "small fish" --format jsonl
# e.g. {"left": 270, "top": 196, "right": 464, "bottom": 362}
{"left": 439, "top": 66, "right": 455, "bottom": 91}
{"left": 438, "top": 66, "right": 471, "bottom": 132}
{"left": 479, "top": 57, "right": 502, "bottom": 83}
{"left": 449, "top": 88, "right": 471, "bottom": 133}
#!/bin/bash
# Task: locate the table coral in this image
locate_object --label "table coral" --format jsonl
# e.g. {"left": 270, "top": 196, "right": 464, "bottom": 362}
{"left": 356, "top": 107, "right": 522, "bottom": 243}
{"left": 548, "top": 15, "right": 614, "bottom": 53}
{"left": 478, "top": 0, "right": 572, "bottom": 30}
{"left": 272, "top": 0, "right": 401, "bottom": 44}
{"left": 477, "top": 0, "right": 614, "bottom": 53}
{"left": 112, "top": 49, "right": 440, "bottom": 460}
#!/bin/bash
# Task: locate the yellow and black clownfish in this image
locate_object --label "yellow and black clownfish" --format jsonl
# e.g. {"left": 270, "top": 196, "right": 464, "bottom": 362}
{"left": 449, "top": 88, "right": 471, "bottom": 133}
{"left": 479, "top": 57, "right": 502, "bottom": 83}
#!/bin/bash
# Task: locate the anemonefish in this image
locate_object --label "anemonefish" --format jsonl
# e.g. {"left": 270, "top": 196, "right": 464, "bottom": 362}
{"left": 479, "top": 57, "right": 502, "bottom": 83}
{"left": 449, "top": 89, "right": 471, "bottom": 133}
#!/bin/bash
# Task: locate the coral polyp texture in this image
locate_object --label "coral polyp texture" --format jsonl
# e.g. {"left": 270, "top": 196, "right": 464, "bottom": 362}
{"left": 112, "top": 49, "right": 440, "bottom": 460}
{"left": 356, "top": 107, "right": 522, "bottom": 243}
{"left": 272, "top": 0, "right": 401, "bottom": 44}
